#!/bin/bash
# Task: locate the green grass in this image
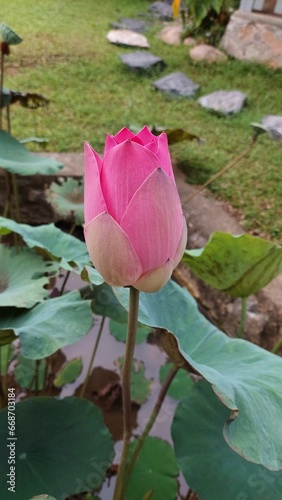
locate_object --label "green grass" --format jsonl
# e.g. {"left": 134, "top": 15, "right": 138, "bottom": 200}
{"left": 1, "top": 0, "right": 282, "bottom": 240}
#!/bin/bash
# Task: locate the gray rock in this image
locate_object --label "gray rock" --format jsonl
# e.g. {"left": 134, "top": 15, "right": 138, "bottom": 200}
{"left": 154, "top": 72, "right": 200, "bottom": 97}
{"left": 119, "top": 51, "right": 166, "bottom": 72}
{"left": 106, "top": 29, "right": 149, "bottom": 48}
{"left": 110, "top": 18, "right": 149, "bottom": 34}
{"left": 148, "top": 2, "right": 173, "bottom": 20}
{"left": 262, "top": 115, "right": 282, "bottom": 141}
{"left": 220, "top": 10, "right": 282, "bottom": 69}
{"left": 198, "top": 90, "right": 247, "bottom": 114}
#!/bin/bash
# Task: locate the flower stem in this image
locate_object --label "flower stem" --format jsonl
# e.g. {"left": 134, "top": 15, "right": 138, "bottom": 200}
{"left": 272, "top": 336, "right": 282, "bottom": 355}
{"left": 182, "top": 135, "right": 258, "bottom": 207}
{"left": 60, "top": 270, "right": 71, "bottom": 295}
{"left": 11, "top": 173, "right": 20, "bottom": 223}
{"left": 113, "top": 287, "right": 139, "bottom": 500}
{"left": 237, "top": 297, "right": 248, "bottom": 338}
{"left": 80, "top": 316, "right": 105, "bottom": 398}
{"left": 123, "top": 364, "right": 179, "bottom": 495}
{"left": 0, "top": 52, "right": 4, "bottom": 129}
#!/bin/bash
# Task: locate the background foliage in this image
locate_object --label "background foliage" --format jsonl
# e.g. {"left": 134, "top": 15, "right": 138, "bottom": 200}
{"left": 1, "top": 0, "right": 281, "bottom": 239}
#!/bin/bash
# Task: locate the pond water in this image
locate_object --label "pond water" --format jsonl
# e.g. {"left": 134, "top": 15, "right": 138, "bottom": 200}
{"left": 58, "top": 272, "right": 189, "bottom": 499}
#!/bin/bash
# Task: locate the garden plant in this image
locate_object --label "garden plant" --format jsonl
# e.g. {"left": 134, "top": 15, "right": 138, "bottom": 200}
{"left": 0, "top": 3, "right": 282, "bottom": 500}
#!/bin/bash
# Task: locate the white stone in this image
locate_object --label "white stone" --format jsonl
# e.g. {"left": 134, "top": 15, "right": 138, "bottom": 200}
{"left": 106, "top": 29, "right": 149, "bottom": 48}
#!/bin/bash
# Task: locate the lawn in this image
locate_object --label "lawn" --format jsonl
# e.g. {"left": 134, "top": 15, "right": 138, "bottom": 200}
{"left": 1, "top": 0, "right": 282, "bottom": 240}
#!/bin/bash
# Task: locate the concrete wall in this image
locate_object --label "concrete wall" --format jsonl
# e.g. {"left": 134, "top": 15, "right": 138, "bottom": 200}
{"left": 240, "top": 0, "right": 282, "bottom": 15}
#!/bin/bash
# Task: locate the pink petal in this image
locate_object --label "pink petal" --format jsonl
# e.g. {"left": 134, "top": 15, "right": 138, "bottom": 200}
{"left": 135, "top": 126, "right": 156, "bottom": 146}
{"left": 120, "top": 168, "right": 184, "bottom": 273}
{"left": 101, "top": 140, "right": 160, "bottom": 223}
{"left": 172, "top": 215, "right": 188, "bottom": 267}
{"left": 84, "top": 212, "right": 142, "bottom": 287}
{"left": 134, "top": 259, "right": 174, "bottom": 293}
{"left": 145, "top": 132, "right": 174, "bottom": 181}
{"left": 84, "top": 143, "right": 107, "bottom": 225}
{"left": 104, "top": 134, "right": 118, "bottom": 155}
{"left": 112, "top": 127, "right": 136, "bottom": 144}
{"left": 105, "top": 128, "right": 138, "bottom": 155}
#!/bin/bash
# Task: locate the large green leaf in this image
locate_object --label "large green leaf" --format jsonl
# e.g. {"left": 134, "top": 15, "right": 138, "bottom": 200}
{"left": 0, "top": 217, "right": 90, "bottom": 273}
{"left": 115, "top": 357, "right": 152, "bottom": 404}
{"left": 0, "top": 397, "right": 114, "bottom": 499}
{"left": 90, "top": 283, "right": 128, "bottom": 322}
{"left": 172, "top": 381, "right": 282, "bottom": 499}
{"left": 114, "top": 280, "right": 282, "bottom": 470}
{"left": 110, "top": 319, "right": 151, "bottom": 344}
{"left": 188, "top": 0, "right": 210, "bottom": 27}
{"left": 182, "top": 232, "right": 282, "bottom": 297}
{"left": 159, "top": 362, "right": 194, "bottom": 401}
{"left": 0, "top": 246, "right": 52, "bottom": 308}
{"left": 0, "top": 23, "right": 22, "bottom": 44}
{"left": 127, "top": 437, "right": 179, "bottom": 499}
{"left": 80, "top": 265, "right": 104, "bottom": 285}
{"left": 29, "top": 496, "right": 57, "bottom": 500}
{"left": 0, "top": 131, "right": 63, "bottom": 175}
{"left": 0, "top": 291, "right": 93, "bottom": 359}
{"left": 46, "top": 178, "right": 84, "bottom": 226}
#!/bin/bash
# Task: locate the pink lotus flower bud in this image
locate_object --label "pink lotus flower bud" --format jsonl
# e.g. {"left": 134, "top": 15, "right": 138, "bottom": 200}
{"left": 84, "top": 126, "right": 187, "bottom": 293}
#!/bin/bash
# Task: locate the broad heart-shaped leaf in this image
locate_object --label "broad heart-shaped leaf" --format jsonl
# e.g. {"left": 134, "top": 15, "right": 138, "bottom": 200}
{"left": 114, "top": 280, "right": 282, "bottom": 470}
{"left": 182, "top": 232, "right": 282, "bottom": 298}
{"left": 159, "top": 362, "right": 194, "bottom": 401}
{"left": 87, "top": 284, "right": 150, "bottom": 337}
{"left": 0, "top": 291, "right": 93, "bottom": 359}
{"left": 127, "top": 437, "right": 179, "bottom": 499}
{"left": 0, "top": 23, "right": 22, "bottom": 44}
{"left": 0, "top": 397, "right": 114, "bottom": 499}
{"left": 172, "top": 381, "right": 282, "bottom": 499}
{"left": 89, "top": 283, "right": 128, "bottom": 322}
{"left": 0, "top": 131, "right": 63, "bottom": 175}
{"left": 46, "top": 178, "right": 84, "bottom": 226}
{"left": 0, "top": 217, "right": 90, "bottom": 273}
{"left": 152, "top": 126, "right": 200, "bottom": 145}
{"left": 115, "top": 357, "right": 152, "bottom": 404}
{"left": 53, "top": 357, "right": 83, "bottom": 388}
{"left": 29, "top": 496, "right": 57, "bottom": 500}
{"left": 251, "top": 121, "right": 268, "bottom": 137}
{"left": 110, "top": 319, "right": 151, "bottom": 344}
{"left": 80, "top": 265, "right": 104, "bottom": 285}
{"left": 0, "top": 245, "right": 52, "bottom": 308}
